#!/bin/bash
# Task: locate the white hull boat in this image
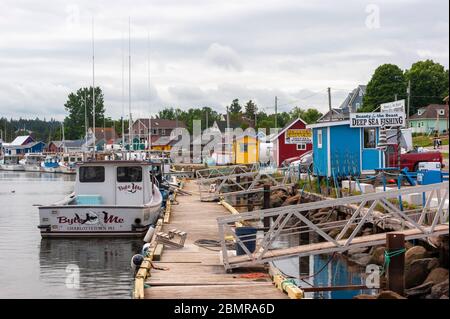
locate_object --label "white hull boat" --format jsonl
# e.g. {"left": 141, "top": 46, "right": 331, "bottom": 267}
{"left": 38, "top": 160, "right": 163, "bottom": 237}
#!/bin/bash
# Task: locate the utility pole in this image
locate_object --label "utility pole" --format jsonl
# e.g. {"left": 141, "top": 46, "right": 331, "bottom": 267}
{"left": 395, "top": 93, "right": 401, "bottom": 170}
{"left": 226, "top": 106, "right": 230, "bottom": 130}
{"left": 92, "top": 16, "right": 96, "bottom": 157}
{"left": 254, "top": 111, "right": 257, "bottom": 128}
{"left": 274, "top": 96, "right": 278, "bottom": 130}
{"left": 328, "top": 87, "right": 332, "bottom": 122}
{"left": 407, "top": 80, "right": 411, "bottom": 121}
{"left": 206, "top": 110, "right": 209, "bottom": 129}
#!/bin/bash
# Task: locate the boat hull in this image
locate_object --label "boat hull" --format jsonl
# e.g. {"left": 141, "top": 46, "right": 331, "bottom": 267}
{"left": 24, "top": 165, "right": 43, "bottom": 172}
{"left": 38, "top": 203, "right": 161, "bottom": 238}
{"left": 0, "top": 164, "right": 25, "bottom": 171}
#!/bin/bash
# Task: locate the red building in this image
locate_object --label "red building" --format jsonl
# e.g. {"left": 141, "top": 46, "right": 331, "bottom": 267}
{"left": 271, "top": 118, "right": 312, "bottom": 166}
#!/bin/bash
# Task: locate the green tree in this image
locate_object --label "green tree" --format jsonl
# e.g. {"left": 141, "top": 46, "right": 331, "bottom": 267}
{"left": 302, "top": 108, "right": 323, "bottom": 124}
{"left": 157, "top": 107, "right": 177, "bottom": 120}
{"left": 361, "top": 64, "right": 406, "bottom": 112}
{"left": 405, "top": 60, "right": 449, "bottom": 116}
{"left": 229, "top": 99, "right": 242, "bottom": 114}
{"left": 64, "top": 87, "right": 105, "bottom": 139}
{"left": 244, "top": 100, "right": 258, "bottom": 121}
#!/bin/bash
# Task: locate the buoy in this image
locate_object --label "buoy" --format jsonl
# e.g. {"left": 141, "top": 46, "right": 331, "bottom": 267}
{"left": 143, "top": 225, "right": 155, "bottom": 243}
{"left": 142, "top": 243, "right": 151, "bottom": 255}
{"left": 130, "top": 254, "right": 144, "bottom": 271}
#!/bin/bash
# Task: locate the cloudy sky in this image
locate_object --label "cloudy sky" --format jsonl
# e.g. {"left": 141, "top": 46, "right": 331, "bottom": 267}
{"left": 0, "top": 0, "right": 448, "bottom": 120}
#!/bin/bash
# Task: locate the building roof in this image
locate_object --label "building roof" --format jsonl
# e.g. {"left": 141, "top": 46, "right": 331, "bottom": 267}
{"left": 134, "top": 118, "right": 186, "bottom": 129}
{"left": 214, "top": 120, "right": 241, "bottom": 132}
{"left": 409, "top": 104, "right": 449, "bottom": 120}
{"left": 93, "top": 127, "right": 117, "bottom": 141}
{"left": 339, "top": 85, "right": 367, "bottom": 110}
{"left": 10, "top": 135, "right": 34, "bottom": 146}
{"left": 50, "top": 140, "right": 64, "bottom": 148}
{"left": 318, "top": 108, "right": 348, "bottom": 122}
{"left": 4, "top": 141, "right": 45, "bottom": 150}
{"left": 64, "top": 139, "right": 84, "bottom": 148}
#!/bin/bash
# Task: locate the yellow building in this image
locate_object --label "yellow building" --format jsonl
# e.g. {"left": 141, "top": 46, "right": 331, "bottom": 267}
{"left": 233, "top": 134, "right": 259, "bottom": 164}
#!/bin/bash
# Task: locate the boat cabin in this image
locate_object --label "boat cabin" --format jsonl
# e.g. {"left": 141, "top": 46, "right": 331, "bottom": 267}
{"left": 73, "top": 161, "right": 155, "bottom": 206}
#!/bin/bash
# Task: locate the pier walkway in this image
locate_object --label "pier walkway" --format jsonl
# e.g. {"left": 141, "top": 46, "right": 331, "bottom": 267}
{"left": 143, "top": 181, "right": 288, "bottom": 299}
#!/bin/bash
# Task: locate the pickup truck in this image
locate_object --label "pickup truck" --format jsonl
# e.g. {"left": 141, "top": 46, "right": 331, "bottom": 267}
{"left": 385, "top": 144, "right": 444, "bottom": 171}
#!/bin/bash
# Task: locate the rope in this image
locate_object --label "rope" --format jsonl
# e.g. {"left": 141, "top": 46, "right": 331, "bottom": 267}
{"left": 281, "top": 278, "right": 297, "bottom": 291}
{"left": 380, "top": 248, "right": 406, "bottom": 275}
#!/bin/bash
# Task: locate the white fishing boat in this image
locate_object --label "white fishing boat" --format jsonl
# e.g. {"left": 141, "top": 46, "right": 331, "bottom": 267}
{"left": 58, "top": 154, "right": 83, "bottom": 174}
{"left": 38, "top": 160, "right": 162, "bottom": 237}
{"left": 21, "top": 153, "right": 45, "bottom": 172}
{"left": 0, "top": 155, "right": 25, "bottom": 171}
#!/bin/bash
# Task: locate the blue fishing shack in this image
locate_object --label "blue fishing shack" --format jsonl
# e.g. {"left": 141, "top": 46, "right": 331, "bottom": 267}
{"left": 306, "top": 120, "right": 384, "bottom": 177}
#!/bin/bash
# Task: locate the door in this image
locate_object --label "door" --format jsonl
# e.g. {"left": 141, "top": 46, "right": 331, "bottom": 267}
{"left": 115, "top": 166, "right": 144, "bottom": 205}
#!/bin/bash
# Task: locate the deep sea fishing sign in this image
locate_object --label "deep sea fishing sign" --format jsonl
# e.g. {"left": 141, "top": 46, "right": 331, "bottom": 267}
{"left": 350, "top": 112, "right": 406, "bottom": 128}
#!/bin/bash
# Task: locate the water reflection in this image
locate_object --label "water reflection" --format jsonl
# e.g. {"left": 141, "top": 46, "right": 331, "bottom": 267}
{"left": 39, "top": 238, "right": 142, "bottom": 298}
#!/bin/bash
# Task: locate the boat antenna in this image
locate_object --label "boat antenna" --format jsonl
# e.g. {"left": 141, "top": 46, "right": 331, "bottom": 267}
{"left": 84, "top": 90, "right": 88, "bottom": 147}
{"left": 147, "top": 30, "right": 152, "bottom": 156}
{"left": 92, "top": 16, "right": 96, "bottom": 158}
{"left": 128, "top": 17, "right": 133, "bottom": 155}
{"left": 121, "top": 31, "right": 125, "bottom": 152}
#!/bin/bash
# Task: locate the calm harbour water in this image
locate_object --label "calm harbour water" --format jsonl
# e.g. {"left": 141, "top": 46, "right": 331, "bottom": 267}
{"left": 0, "top": 171, "right": 140, "bottom": 299}
{"left": 0, "top": 171, "right": 373, "bottom": 299}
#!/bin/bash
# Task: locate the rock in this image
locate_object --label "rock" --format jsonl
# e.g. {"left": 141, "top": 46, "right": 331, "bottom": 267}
{"left": 328, "top": 229, "right": 340, "bottom": 238}
{"left": 270, "top": 191, "right": 287, "bottom": 207}
{"left": 405, "top": 281, "right": 434, "bottom": 298}
{"left": 429, "top": 279, "right": 449, "bottom": 299}
{"left": 377, "top": 290, "right": 407, "bottom": 299}
{"left": 350, "top": 254, "right": 372, "bottom": 266}
{"left": 369, "top": 246, "right": 386, "bottom": 266}
{"left": 424, "top": 268, "right": 449, "bottom": 285}
{"left": 405, "top": 246, "right": 427, "bottom": 266}
{"left": 353, "top": 294, "right": 377, "bottom": 299}
{"left": 281, "top": 194, "right": 301, "bottom": 206}
{"left": 347, "top": 247, "right": 370, "bottom": 256}
{"left": 405, "top": 258, "right": 439, "bottom": 289}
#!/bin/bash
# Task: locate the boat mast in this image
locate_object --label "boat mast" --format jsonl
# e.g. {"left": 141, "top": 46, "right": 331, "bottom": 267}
{"left": 147, "top": 31, "right": 152, "bottom": 155}
{"left": 128, "top": 17, "right": 133, "bottom": 154}
{"left": 92, "top": 16, "right": 96, "bottom": 158}
{"left": 121, "top": 32, "right": 125, "bottom": 152}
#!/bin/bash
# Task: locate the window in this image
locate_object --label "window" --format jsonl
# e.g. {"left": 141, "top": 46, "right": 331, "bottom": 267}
{"left": 296, "top": 144, "right": 306, "bottom": 151}
{"left": 79, "top": 166, "right": 105, "bottom": 183}
{"left": 117, "top": 166, "right": 142, "bottom": 183}
{"left": 317, "top": 130, "right": 322, "bottom": 149}
{"left": 355, "top": 102, "right": 360, "bottom": 108}
{"left": 438, "top": 109, "right": 445, "bottom": 116}
{"left": 239, "top": 143, "right": 248, "bottom": 153}
{"left": 363, "top": 128, "right": 376, "bottom": 148}
{"left": 152, "top": 128, "right": 158, "bottom": 135}
{"left": 161, "top": 129, "right": 166, "bottom": 136}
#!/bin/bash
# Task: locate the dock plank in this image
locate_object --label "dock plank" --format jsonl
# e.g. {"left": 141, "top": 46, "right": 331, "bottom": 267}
{"left": 144, "top": 181, "right": 288, "bottom": 299}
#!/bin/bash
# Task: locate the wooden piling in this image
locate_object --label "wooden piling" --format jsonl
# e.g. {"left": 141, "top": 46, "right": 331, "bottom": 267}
{"left": 386, "top": 233, "right": 405, "bottom": 296}
{"left": 263, "top": 184, "right": 271, "bottom": 229}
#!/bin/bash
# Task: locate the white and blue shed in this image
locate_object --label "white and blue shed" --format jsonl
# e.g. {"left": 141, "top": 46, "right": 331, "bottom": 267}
{"left": 306, "top": 120, "right": 384, "bottom": 177}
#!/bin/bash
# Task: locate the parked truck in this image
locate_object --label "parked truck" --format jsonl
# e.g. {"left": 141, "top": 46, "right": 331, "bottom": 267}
{"left": 385, "top": 144, "right": 444, "bottom": 172}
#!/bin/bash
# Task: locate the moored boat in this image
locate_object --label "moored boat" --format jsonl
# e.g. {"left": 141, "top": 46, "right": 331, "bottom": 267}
{"left": 41, "top": 155, "right": 61, "bottom": 173}
{"left": 0, "top": 155, "right": 25, "bottom": 171}
{"left": 38, "top": 160, "right": 162, "bottom": 237}
{"left": 21, "top": 153, "right": 46, "bottom": 172}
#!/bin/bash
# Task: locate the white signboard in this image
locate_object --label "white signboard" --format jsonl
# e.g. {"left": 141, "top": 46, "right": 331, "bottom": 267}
{"left": 380, "top": 99, "right": 405, "bottom": 113}
{"left": 350, "top": 112, "right": 406, "bottom": 128}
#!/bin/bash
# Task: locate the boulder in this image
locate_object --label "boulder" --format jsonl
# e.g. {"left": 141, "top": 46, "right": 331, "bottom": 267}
{"left": 405, "top": 258, "right": 439, "bottom": 289}
{"left": 424, "top": 268, "right": 449, "bottom": 285}
{"left": 327, "top": 229, "right": 340, "bottom": 239}
{"left": 405, "top": 281, "right": 434, "bottom": 298}
{"left": 353, "top": 294, "right": 377, "bottom": 299}
{"left": 281, "top": 194, "right": 301, "bottom": 206}
{"left": 377, "top": 290, "right": 407, "bottom": 299}
{"left": 405, "top": 246, "right": 427, "bottom": 266}
{"left": 429, "top": 279, "right": 449, "bottom": 299}
{"left": 350, "top": 254, "right": 372, "bottom": 267}
{"left": 369, "top": 246, "right": 386, "bottom": 266}
{"left": 270, "top": 191, "right": 287, "bottom": 207}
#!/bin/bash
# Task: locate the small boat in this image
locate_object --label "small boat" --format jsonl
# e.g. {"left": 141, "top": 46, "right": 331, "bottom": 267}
{"left": 0, "top": 155, "right": 25, "bottom": 171}
{"left": 38, "top": 160, "right": 163, "bottom": 237}
{"left": 21, "top": 153, "right": 46, "bottom": 172}
{"left": 58, "top": 154, "right": 83, "bottom": 174}
{"left": 41, "top": 155, "right": 61, "bottom": 173}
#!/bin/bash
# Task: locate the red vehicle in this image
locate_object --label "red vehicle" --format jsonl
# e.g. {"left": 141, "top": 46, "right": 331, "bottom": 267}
{"left": 385, "top": 144, "right": 443, "bottom": 172}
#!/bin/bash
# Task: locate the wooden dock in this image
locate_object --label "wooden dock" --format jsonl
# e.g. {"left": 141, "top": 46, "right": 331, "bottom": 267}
{"left": 143, "top": 180, "right": 289, "bottom": 299}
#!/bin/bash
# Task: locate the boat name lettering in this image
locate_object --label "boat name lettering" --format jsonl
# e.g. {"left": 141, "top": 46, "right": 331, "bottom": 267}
{"left": 117, "top": 183, "right": 142, "bottom": 193}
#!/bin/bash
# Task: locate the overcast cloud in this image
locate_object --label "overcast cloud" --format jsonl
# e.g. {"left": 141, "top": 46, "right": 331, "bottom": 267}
{"left": 0, "top": 0, "right": 448, "bottom": 120}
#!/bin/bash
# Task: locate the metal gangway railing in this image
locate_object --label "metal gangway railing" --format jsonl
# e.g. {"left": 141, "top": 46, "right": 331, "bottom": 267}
{"left": 196, "top": 164, "right": 298, "bottom": 201}
{"left": 217, "top": 183, "right": 449, "bottom": 270}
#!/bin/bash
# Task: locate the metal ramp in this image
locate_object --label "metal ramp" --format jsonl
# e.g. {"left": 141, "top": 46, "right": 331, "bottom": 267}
{"left": 196, "top": 164, "right": 298, "bottom": 201}
{"left": 217, "top": 183, "right": 449, "bottom": 270}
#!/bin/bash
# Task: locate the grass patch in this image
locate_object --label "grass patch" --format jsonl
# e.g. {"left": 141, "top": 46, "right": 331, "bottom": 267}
{"left": 413, "top": 135, "right": 449, "bottom": 147}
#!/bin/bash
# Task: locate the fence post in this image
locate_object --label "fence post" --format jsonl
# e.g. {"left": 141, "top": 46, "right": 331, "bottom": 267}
{"left": 386, "top": 233, "right": 405, "bottom": 296}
